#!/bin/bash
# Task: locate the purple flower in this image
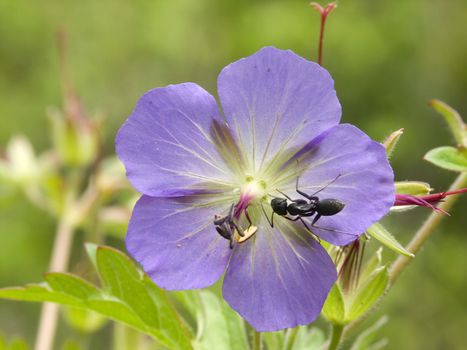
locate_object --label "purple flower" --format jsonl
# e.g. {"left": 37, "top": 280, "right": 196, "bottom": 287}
{"left": 116, "top": 47, "right": 394, "bottom": 331}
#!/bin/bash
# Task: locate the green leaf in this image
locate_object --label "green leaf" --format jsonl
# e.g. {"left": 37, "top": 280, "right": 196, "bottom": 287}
{"left": 350, "top": 316, "right": 388, "bottom": 350}
{"left": 0, "top": 245, "right": 193, "bottom": 350}
{"left": 367, "top": 223, "right": 414, "bottom": 258}
{"left": 262, "top": 331, "right": 284, "bottom": 350}
{"left": 424, "top": 146, "right": 467, "bottom": 172}
{"left": 95, "top": 246, "right": 192, "bottom": 349}
{"left": 428, "top": 99, "right": 467, "bottom": 148}
{"left": 322, "top": 284, "right": 346, "bottom": 325}
{"left": 360, "top": 248, "right": 383, "bottom": 283}
{"left": 290, "top": 327, "right": 325, "bottom": 350}
{"left": 395, "top": 181, "right": 431, "bottom": 196}
{"left": 45, "top": 273, "right": 99, "bottom": 299}
{"left": 192, "top": 290, "right": 248, "bottom": 350}
{"left": 84, "top": 243, "right": 98, "bottom": 269}
{"left": 382, "top": 128, "right": 404, "bottom": 159}
{"left": 65, "top": 307, "right": 107, "bottom": 333}
{"left": 346, "top": 267, "right": 389, "bottom": 322}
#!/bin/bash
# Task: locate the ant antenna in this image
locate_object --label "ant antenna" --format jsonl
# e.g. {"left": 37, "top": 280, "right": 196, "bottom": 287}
{"left": 305, "top": 173, "right": 342, "bottom": 197}
{"left": 275, "top": 189, "right": 293, "bottom": 201}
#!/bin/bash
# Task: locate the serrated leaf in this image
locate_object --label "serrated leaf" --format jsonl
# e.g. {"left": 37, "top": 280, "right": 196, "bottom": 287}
{"left": 95, "top": 246, "right": 192, "bottom": 349}
{"left": 45, "top": 273, "right": 99, "bottom": 299}
{"left": 350, "top": 316, "right": 388, "bottom": 350}
{"left": 429, "top": 99, "right": 467, "bottom": 148}
{"left": 424, "top": 146, "right": 467, "bottom": 172}
{"left": 0, "top": 285, "right": 83, "bottom": 305}
{"left": 0, "top": 246, "right": 193, "bottom": 350}
{"left": 346, "top": 267, "right": 389, "bottom": 322}
{"left": 192, "top": 290, "right": 248, "bottom": 350}
{"left": 322, "top": 284, "right": 346, "bottom": 325}
{"left": 367, "top": 223, "right": 414, "bottom": 258}
{"left": 395, "top": 181, "right": 431, "bottom": 196}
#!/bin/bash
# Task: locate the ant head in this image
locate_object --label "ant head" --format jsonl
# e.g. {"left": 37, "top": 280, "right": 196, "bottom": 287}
{"left": 316, "top": 199, "right": 345, "bottom": 216}
{"left": 271, "top": 197, "right": 288, "bottom": 215}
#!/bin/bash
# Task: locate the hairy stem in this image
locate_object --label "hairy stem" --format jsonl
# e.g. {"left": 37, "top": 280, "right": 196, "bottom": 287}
{"left": 327, "top": 324, "right": 344, "bottom": 350}
{"left": 390, "top": 172, "right": 467, "bottom": 283}
{"left": 344, "top": 172, "right": 467, "bottom": 337}
{"left": 35, "top": 219, "right": 75, "bottom": 350}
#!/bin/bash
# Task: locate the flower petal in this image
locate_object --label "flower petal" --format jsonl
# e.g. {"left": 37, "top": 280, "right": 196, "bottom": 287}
{"left": 279, "top": 124, "right": 395, "bottom": 246}
{"left": 217, "top": 46, "right": 341, "bottom": 172}
{"left": 126, "top": 195, "right": 233, "bottom": 289}
{"left": 116, "top": 83, "right": 233, "bottom": 197}
{"left": 223, "top": 224, "right": 337, "bottom": 332}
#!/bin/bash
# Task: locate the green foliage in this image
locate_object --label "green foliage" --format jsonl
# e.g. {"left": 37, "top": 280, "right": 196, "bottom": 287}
{"left": 346, "top": 267, "right": 389, "bottom": 323}
{"left": 322, "top": 284, "right": 346, "bottom": 325}
{"left": 262, "top": 327, "right": 325, "bottom": 350}
{"left": 428, "top": 99, "right": 466, "bottom": 148}
{"left": 0, "top": 246, "right": 192, "bottom": 350}
{"left": 425, "top": 100, "right": 467, "bottom": 173}
{"left": 350, "top": 316, "right": 388, "bottom": 350}
{"left": 65, "top": 307, "right": 107, "bottom": 333}
{"left": 366, "top": 223, "right": 414, "bottom": 258}
{"left": 191, "top": 291, "right": 248, "bottom": 350}
{"left": 424, "top": 146, "right": 467, "bottom": 172}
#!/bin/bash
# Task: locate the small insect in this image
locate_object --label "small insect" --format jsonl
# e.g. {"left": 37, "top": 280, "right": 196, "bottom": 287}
{"left": 214, "top": 204, "right": 258, "bottom": 248}
{"left": 264, "top": 175, "right": 345, "bottom": 234}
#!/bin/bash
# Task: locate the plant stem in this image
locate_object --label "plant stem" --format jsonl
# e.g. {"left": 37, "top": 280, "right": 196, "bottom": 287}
{"left": 283, "top": 327, "right": 299, "bottom": 350}
{"left": 343, "top": 172, "right": 467, "bottom": 337}
{"left": 35, "top": 219, "right": 75, "bottom": 350}
{"left": 327, "top": 324, "right": 343, "bottom": 350}
{"left": 252, "top": 330, "right": 262, "bottom": 350}
{"left": 390, "top": 172, "right": 467, "bottom": 284}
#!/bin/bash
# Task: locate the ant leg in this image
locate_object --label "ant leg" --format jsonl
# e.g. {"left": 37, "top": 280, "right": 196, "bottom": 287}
{"left": 261, "top": 203, "right": 274, "bottom": 227}
{"left": 276, "top": 189, "right": 293, "bottom": 201}
{"left": 229, "top": 236, "right": 234, "bottom": 249}
{"left": 230, "top": 220, "right": 244, "bottom": 237}
{"left": 244, "top": 207, "right": 253, "bottom": 228}
{"left": 296, "top": 176, "right": 313, "bottom": 200}
{"left": 299, "top": 217, "right": 321, "bottom": 243}
{"left": 282, "top": 215, "right": 300, "bottom": 222}
{"left": 214, "top": 216, "right": 226, "bottom": 225}
{"left": 311, "top": 214, "right": 322, "bottom": 226}
{"left": 228, "top": 203, "right": 235, "bottom": 218}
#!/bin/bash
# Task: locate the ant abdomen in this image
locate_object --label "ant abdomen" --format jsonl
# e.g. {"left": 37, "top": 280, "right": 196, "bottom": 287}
{"left": 315, "top": 199, "right": 345, "bottom": 216}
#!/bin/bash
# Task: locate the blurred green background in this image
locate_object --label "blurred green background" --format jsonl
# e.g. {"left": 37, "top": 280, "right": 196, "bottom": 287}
{"left": 1, "top": 0, "right": 466, "bottom": 349}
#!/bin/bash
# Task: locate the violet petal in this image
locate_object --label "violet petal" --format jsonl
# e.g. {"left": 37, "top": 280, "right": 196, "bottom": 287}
{"left": 116, "top": 83, "right": 233, "bottom": 197}
{"left": 218, "top": 46, "right": 341, "bottom": 171}
{"left": 223, "top": 223, "right": 336, "bottom": 332}
{"left": 126, "top": 195, "right": 232, "bottom": 289}
{"left": 279, "top": 124, "right": 394, "bottom": 246}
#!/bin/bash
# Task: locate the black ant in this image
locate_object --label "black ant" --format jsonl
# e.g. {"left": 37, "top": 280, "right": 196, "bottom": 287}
{"left": 214, "top": 204, "right": 242, "bottom": 249}
{"left": 263, "top": 175, "right": 345, "bottom": 235}
{"left": 214, "top": 204, "right": 257, "bottom": 248}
